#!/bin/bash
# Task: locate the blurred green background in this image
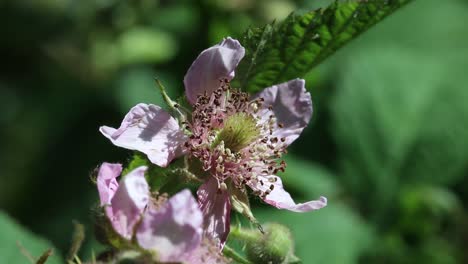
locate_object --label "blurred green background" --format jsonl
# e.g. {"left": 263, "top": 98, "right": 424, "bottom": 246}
{"left": 1, "top": 0, "right": 468, "bottom": 263}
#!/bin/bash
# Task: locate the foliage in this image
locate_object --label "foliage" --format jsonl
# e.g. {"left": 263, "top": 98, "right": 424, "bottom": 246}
{"left": 332, "top": 47, "right": 468, "bottom": 219}
{"left": 234, "top": 0, "right": 413, "bottom": 93}
{"left": 326, "top": 0, "right": 468, "bottom": 261}
{"left": 1, "top": 0, "right": 468, "bottom": 263}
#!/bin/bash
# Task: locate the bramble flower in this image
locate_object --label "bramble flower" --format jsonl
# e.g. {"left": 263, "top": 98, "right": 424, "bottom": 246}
{"left": 100, "top": 37, "right": 327, "bottom": 248}
{"left": 97, "top": 162, "right": 149, "bottom": 240}
{"left": 96, "top": 163, "right": 227, "bottom": 263}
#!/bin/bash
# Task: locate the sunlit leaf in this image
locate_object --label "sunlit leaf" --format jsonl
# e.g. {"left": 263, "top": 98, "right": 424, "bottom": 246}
{"left": 234, "top": 0, "right": 413, "bottom": 93}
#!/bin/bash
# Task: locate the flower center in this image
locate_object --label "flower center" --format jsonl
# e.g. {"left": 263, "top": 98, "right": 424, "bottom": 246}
{"left": 184, "top": 80, "right": 288, "bottom": 196}
{"left": 212, "top": 112, "right": 260, "bottom": 152}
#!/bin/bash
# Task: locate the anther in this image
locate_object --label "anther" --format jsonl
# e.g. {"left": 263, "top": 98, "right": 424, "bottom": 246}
{"left": 220, "top": 182, "right": 228, "bottom": 192}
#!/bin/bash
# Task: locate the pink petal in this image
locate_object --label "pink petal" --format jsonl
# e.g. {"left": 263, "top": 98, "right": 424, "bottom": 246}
{"left": 250, "top": 175, "right": 327, "bottom": 212}
{"left": 136, "top": 189, "right": 203, "bottom": 262}
{"left": 197, "top": 177, "right": 231, "bottom": 249}
{"left": 97, "top": 162, "right": 122, "bottom": 206}
{"left": 106, "top": 166, "right": 149, "bottom": 240}
{"left": 99, "top": 103, "right": 186, "bottom": 167}
{"left": 184, "top": 37, "right": 245, "bottom": 104}
{"left": 183, "top": 238, "right": 231, "bottom": 264}
{"left": 254, "top": 79, "right": 313, "bottom": 146}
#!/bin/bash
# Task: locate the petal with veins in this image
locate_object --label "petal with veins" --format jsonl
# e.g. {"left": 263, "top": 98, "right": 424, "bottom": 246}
{"left": 100, "top": 103, "right": 186, "bottom": 167}
{"left": 250, "top": 175, "right": 327, "bottom": 212}
{"left": 197, "top": 177, "right": 231, "bottom": 249}
{"left": 184, "top": 37, "right": 245, "bottom": 104}
{"left": 136, "top": 189, "right": 203, "bottom": 262}
{"left": 254, "top": 79, "right": 313, "bottom": 146}
{"left": 106, "top": 166, "right": 149, "bottom": 240}
{"left": 97, "top": 162, "right": 122, "bottom": 206}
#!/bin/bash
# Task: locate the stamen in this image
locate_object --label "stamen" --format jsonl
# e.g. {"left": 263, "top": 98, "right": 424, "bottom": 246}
{"left": 185, "top": 81, "right": 289, "bottom": 197}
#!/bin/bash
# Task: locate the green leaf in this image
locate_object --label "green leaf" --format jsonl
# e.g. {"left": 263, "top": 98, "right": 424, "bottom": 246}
{"left": 123, "top": 152, "right": 194, "bottom": 193}
{"left": 234, "top": 0, "right": 413, "bottom": 93}
{"left": 0, "top": 211, "right": 63, "bottom": 264}
{"left": 122, "top": 152, "right": 151, "bottom": 176}
{"left": 122, "top": 152, "right": 170, "bottom": 192}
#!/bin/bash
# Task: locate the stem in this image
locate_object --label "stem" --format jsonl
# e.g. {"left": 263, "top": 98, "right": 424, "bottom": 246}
{"left": 154, "top": 78, "right": 187, "bottom": 122}
{"left": 67, "top": 221, "right": 85, "bottom": 262}
{"left": 223, "top": 245, "right": 253, "bottom": 264}
{"left": 90, "top": 251, "right": 96, "bottom": 264}
{"left": 73, "top": 255, "right": 83, "bottom": 264}
{"left": 229, "top": 226, "right": 261, "bottom": 244}
{"left": 155, "top": 78, "right": 176, "bottom": 108}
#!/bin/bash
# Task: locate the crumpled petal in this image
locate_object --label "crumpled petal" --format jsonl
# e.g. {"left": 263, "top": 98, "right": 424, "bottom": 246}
{"left": 136, "top": 189, "right": 203, "bottom": 263}
{"left": 197, "top": 177, "right": 231, "bottom": 249}
{"left": 99, "top": 103, "right": 186, "bottom": 167}
{"left": 184, "top": 37, "right": 245, "bottom": 104}
{"left": 97, "top": 162, "right": 122, "bottom": 206}
{"left": 249, "top": 175, "right": 327, "bottom": 212}
{"left": 254, "top": 79, "right": 313, "bottom": 146}
{"left": 106, "top": 166, "right": 149, "bottom": 240}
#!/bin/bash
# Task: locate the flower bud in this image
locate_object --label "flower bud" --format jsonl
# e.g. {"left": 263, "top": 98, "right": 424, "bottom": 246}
{"left": 246, "top": 223, "right": 299, "bottom": 264}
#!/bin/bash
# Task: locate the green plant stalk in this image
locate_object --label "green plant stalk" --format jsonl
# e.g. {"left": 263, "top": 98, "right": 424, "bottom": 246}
{"left": 229, "top": 226, "right": 261, "bottom": 243}
{"left": 154, "top": 78, "right": 189, "bottom": 121}
{"left": 223, "top": 245, "right": 253, "bottom": 264}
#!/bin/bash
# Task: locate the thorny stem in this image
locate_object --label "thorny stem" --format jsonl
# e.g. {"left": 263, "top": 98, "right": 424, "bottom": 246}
{"left": 223, "top": 245, "right": 253, "bottom": 264}
{"left": 154, "top": 78, "right": 188, "bottom": 122}
{"left": 154, "top": 78, "right": 177, "bottom": 108}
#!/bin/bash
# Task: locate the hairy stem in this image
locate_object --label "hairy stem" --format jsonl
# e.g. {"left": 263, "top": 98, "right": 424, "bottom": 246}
{"left": 229, "top": 226, "right": 261, "bottom": 243}
{"left": 223, "top": 245, "right": 253, "bottom": 264}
